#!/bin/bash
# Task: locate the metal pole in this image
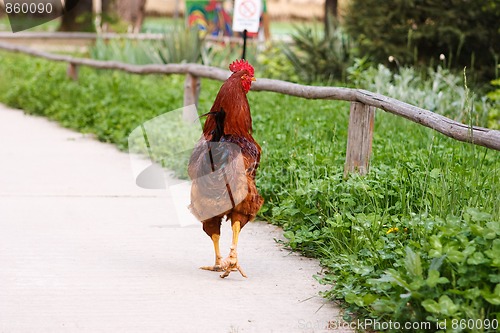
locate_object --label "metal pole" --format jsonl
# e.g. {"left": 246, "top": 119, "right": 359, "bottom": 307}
{"left": 242, "top": 29, "right": 247, "bottom": 59}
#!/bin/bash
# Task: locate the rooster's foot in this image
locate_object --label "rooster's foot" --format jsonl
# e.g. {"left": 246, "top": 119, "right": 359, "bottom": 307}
{"left": 200, "top": 264, "right": 224, "bottom": 271}
{"left": 219, "top": 246, "right": 247, "bottom": 278}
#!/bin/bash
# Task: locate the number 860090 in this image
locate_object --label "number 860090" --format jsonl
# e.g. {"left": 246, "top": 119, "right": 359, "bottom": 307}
{"left": 5, "top": 2, "right": 53, "bottom": 14}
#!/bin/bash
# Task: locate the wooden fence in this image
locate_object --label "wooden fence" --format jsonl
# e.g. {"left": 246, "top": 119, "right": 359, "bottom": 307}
{"left": 0, "top": 40, "right": 499, "bottom": 177}
{"left": 0, "top": 32, "right": 273, "bottom": 48}
{"left": 0, "top": 31, "right": 245, "bottom": 42}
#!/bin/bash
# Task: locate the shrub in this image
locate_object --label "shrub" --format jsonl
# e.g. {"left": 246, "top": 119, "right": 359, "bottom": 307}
{"left": 283, "top": 22, "right": 353, "bottom": 84}
{"left": 90, "top": 27, "right": 203, "bottom": 65}
{"left": 89, "top": 27, "right": 259, "bottom": 69}
{"left": 348, "top": 62, "right": 494, "bottom": 126}
{"left": 344, "top": 0, "right": 500, "bottom": 82}
{"left": 256, "top": 44, "right": 300, "bottom": 82}
{"left": 90, "top": 38, "right": 164, "bottom": 65}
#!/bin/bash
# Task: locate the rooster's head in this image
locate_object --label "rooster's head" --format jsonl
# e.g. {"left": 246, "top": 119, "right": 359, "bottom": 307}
{"left": 229, "top": 59, "right": 256, "bottom": 93}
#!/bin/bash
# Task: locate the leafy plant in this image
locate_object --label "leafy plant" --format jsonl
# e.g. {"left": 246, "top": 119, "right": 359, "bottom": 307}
{"left": 256, "top": 44, "right": 299, "bottom": 82}
{"left": 487, "top": 78, "right": 500, "bottom": 129}
{"left": 360, "top": 213, "right": 500, "bottom": 329}
{"left": 348, "top": 62, "right": 494, "bottom": 126}
{"left": 155, "top": 27, "right": 203, "bottom": 64}
{"left": 283, "top": 22, "right": 353, "bottom": 84}
{"left": 90, "top": 27, "right": 203, "bottom": 65}
{"left": 88, "top": 27, "right": 261, "bottom": 70}
{"left": 90, "top": 38, "right": 164, "bottom": 65}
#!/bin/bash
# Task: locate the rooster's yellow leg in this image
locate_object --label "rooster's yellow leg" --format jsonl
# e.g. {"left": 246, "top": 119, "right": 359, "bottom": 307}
{"left": 200, "top": 234, "right": 223, "bottom": 271}
{"left": 220, "top": 221, "right": 247, "bottom": 278}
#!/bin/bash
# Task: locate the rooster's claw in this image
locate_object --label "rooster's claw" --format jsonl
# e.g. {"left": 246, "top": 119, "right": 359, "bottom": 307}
{"left": 200, "top": 265, "right": 223, "bottom": 272}
{"left": 219, "top": 247, "right": 247, "bottom": 278}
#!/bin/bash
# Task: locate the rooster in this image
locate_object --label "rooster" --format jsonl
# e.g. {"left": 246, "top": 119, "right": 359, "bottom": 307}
{"left": 188, "top": 59, "right": 263, "bottom": 278}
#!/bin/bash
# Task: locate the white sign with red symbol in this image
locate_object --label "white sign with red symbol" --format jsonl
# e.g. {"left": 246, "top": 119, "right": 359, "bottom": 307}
{"left": 232, "top": 0, "right": 262, "bottom": 33}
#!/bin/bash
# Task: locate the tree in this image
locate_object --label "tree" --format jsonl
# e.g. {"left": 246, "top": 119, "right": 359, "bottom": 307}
{"left": 58, "top": 0, "right": 146, "bottom": 33}
{"left": 59, "top": 0, "right": 94, "bottom": 32}
{"left": 324, "top": 0, "right": 338, "bottom": 36}
{"left": 115, "top": 0, "right": 146, "bottom": 33}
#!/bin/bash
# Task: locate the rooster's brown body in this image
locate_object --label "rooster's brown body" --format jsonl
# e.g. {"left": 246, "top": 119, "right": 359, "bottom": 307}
{"left": 188, "top": 60, "right": 263, "bottom": 278}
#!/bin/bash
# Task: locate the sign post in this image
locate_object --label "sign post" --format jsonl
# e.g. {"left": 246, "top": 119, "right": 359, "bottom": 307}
{"left": 232, "top": 0, "right": 262, "bottom": 59}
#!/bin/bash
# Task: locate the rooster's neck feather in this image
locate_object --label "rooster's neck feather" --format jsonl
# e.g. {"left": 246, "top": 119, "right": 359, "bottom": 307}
{"left": 203, "top": 72, "right": 253, "bottom": 140}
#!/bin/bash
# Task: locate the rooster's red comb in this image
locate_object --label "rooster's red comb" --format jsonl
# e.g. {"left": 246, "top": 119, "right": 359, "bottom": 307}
{"left": 229, "top": 59, "right": 254, "bottom": 76}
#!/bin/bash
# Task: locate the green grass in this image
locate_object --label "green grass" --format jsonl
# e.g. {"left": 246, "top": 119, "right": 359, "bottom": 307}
{"left": 0, "top": 51, "right": 499, "bottom": 331}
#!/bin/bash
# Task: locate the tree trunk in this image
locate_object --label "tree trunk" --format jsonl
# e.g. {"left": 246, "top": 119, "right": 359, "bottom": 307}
{"left": 59, "top": 0, "right": 94, "bottom": 32}
{"left": 324, "top": 0, "right": 338, "bottom": 36}
{"left": 116, "top": 0, "right": 146, "bottom": 33}
{"left": 58, "top": 0, "right": 141, "bottom": 33}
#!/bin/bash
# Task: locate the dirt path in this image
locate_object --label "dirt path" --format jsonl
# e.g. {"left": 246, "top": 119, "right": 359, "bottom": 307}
{"left": 0, "top": 104, "right": 350, "bottom": 333}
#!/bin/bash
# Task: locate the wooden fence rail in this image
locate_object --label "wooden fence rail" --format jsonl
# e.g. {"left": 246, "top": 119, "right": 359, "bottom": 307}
{"left": 0, "top": 32, "right": 171, "bottom": 40}
{"left": 0, "top": 31, "right": 272, "bottom": 46}
{"left": 0, "top": 41, "right": 499, "bottom": 176}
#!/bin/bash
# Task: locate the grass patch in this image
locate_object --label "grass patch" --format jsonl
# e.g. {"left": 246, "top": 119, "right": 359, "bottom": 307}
{"left": 0, "top": 51, "right": 498, "bottom": 331}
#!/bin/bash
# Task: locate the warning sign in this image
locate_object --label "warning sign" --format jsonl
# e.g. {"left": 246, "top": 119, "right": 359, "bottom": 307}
{"left": 232, "top": 0, "right": 262, "bottom": 33}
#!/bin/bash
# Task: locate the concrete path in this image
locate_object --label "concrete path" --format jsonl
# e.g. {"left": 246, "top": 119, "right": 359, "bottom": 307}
{"left": 0, "top": 105, "right": 348, "bottom": 333}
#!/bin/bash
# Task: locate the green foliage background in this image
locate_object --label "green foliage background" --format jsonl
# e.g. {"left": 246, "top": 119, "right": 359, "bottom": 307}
{"left": 344, "top": 0, "right": 500, "bottom": 81}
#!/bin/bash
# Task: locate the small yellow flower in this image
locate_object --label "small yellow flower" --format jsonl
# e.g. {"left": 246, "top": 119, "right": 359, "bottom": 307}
{"left": 386, "top": 227, "right": 399, "bottom": 234}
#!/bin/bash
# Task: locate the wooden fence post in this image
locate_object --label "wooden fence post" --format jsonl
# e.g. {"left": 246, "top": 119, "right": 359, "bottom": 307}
{"left": 183, "top": 73, "right": 200, "bottom": 120}
{"left": 67, "top": 62, "right": 78, "bottom": 81}
{"left": 344, "top": 101, "right": 375, "bottom": 177}
{"left": 184, "top": 73, "right": 200, "bottom": 107}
